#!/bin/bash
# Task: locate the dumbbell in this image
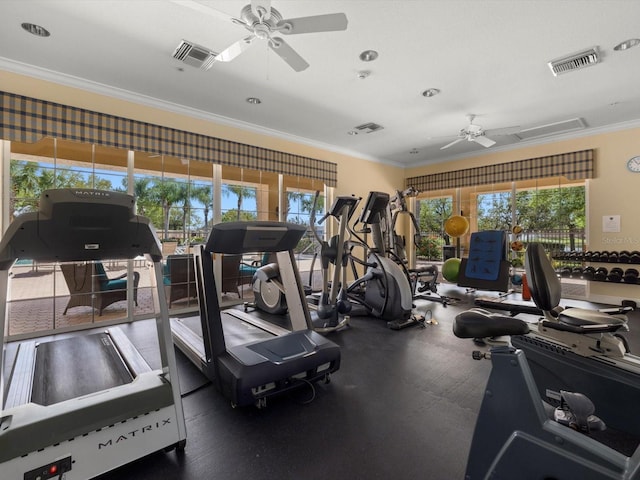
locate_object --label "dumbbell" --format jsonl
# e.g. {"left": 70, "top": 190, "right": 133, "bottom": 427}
{"left": 619, "top": 251, "right": 631, "bottom": 263}
{"left": 572, "top": 266, "right": 584, "bottom": 278}
{"left": 583, "top": 251, "right": 593, "bottom": 262}
{"left": 600, "top": 251, "right": 610, "bottom": 262}
{"left": 582, "top": 266, "right": 596, "bottom": 280}
{"left": 631, "top": 251, "right": 640, "bottom": 264}
{"left": 594, "top": 267, "right": 608, "bottom": 281}
{"left": 623, "top": 268, "right": 639, "bottom": 284}
{"left": 607, "top": 267, "right": 624, "bottom": 282}
{"left": 560, "top": 266, "right": 573, "bottom": 278}
{"left": 609, "top": 252, "right": 619, "bottom": 263}
{"left": 590, "top": 251, "right": 601, "bottom": 262}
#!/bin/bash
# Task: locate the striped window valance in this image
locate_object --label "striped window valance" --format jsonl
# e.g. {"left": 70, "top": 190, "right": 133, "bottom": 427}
{"left": 0, "top": 91, "right": 337, "bottom": 187}
{"left": 406, "top": 149, "right": 594, "bottom": 192}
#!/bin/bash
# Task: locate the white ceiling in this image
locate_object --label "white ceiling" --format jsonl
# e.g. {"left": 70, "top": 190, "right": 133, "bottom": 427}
{"left": 2, "top": 0, "right": 640, "bottom": 167}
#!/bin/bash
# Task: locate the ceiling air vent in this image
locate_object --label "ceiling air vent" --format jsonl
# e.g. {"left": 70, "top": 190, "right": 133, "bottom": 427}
{"left": 514, "top": 118, "right": 586, "bottom": 141}
{"left": 548, "top": 47, "right": 599, "bottom": 76}
{"left": 354, "top": 122, "right": 384, "bottom": 134}
{"left": 172, "top": 40, "right": 217, "bottom": 70}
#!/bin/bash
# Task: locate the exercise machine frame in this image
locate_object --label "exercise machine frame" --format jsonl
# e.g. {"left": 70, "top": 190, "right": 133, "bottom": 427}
{"left": 170, "top": 221, "right": 341, "bottom": 408}
{"left": 454, "top": 310, "right": 640, "bottom": 479}
{"left": 0, "top": 188, "right": 186, "bottom": 480}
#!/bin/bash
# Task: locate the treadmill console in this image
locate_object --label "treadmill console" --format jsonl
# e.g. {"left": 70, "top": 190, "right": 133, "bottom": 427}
{"left": 206, "top": 221, "right": 307, "bottom": 254}
{"left": 0, "top": 188, "right": 162, "bottom": 268}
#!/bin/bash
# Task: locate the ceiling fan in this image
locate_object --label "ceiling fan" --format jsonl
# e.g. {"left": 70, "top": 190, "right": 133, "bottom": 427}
{"left": 176, "top": 0, "right": 348, "bottom": 72}
{"left": 440, "top": 114, "right": 520, "bottom": 150}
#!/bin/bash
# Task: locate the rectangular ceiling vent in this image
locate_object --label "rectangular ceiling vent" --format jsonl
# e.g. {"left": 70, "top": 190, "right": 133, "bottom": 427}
{"left": 548, "top": 47, "right": 599, "bottom": 76}
{"left": 514, "top": 118, "right": 586, "bottom": 141}
{"left": 172, "top": 40, "right": 217, "bottom": 70}
{"left": 354, "top": 122, "right": 384, "bottom": 134}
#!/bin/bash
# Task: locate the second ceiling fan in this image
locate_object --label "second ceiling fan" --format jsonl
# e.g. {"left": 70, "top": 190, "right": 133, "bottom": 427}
{"left": 441, "top": 114, "right": 520, "bottom": 150}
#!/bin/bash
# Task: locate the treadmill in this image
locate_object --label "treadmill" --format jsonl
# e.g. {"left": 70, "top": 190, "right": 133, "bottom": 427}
{"left": 171, "top": 221, "right": 341, "bottom": 408}
{"left": 0, "top": 189, "right": 187, "bottom": 479}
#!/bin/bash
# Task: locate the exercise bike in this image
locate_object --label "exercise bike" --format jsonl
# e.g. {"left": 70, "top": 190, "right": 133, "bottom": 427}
{"left": 453, "top": 242, "right": 640, "bottom": 478}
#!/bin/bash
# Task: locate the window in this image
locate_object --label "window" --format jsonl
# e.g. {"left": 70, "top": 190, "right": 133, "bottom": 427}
{"left": 3, "top": 138, "right": 335, "bottom": 339}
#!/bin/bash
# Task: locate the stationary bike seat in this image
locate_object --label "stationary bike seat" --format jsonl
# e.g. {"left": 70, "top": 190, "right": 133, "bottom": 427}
{"left": 453, "top": 308, "right": 531, "bottom": 339}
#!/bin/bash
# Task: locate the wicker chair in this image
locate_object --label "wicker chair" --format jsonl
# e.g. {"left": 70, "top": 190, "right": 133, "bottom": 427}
{"left": 220, "top": 254, "right": 256, "bottom": 295}
{"left": 163, "top": 254, "right": 197, "bottom": 307}
{"left": 60, "top": 262, "right": 139, "bottom": 315}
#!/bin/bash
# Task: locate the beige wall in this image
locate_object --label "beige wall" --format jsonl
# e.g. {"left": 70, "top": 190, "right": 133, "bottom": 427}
{"left": 407, "top": 128, "right": 640, "bottom": 303}
{"left": 3, "top": 70, "right": 639, "bottom": 303}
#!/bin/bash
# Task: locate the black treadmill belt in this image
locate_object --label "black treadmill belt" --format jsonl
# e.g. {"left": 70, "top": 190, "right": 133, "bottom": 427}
{"left": 179, "top": 313, "right": 273, "bottom": 350}
{"left": 221, "top": 313, "right": 273, "bottom": 348}
{"left": 31, "top": 332, "right": 134, "bottom": 406}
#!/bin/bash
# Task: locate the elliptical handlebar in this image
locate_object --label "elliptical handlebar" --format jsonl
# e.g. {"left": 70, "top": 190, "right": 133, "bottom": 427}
{"left": 309, "top": 191, "right": 325, "bottom": 245}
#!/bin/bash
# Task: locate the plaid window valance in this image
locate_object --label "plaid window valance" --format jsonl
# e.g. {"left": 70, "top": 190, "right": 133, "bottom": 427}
{"left": 0, "top": 91, "right": 337, "bottom": 187}
{"left": 406, "top": 149, "right": 594, "bottom": 192}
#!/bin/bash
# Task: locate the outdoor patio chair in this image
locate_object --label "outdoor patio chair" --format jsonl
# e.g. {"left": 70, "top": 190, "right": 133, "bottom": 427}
{"left": 163, "top": 254, "right": 197, "bottom": 307}
{"left": 60, "top": 261, "right": 139, "bottom": 315}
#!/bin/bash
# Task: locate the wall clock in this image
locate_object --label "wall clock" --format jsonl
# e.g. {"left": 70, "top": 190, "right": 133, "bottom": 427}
{"left": 627, "top": 156, "right": 640, "bottom": 172}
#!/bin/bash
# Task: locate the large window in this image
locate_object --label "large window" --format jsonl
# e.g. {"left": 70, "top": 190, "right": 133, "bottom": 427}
{"left": 3, "top": 139, "right": 331, "bottom": 339}
{"left": 416, "top": 177, "right": 586, "bottom": 267}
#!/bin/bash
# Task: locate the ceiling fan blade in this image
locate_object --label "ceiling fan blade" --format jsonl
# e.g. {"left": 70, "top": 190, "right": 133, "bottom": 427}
{"left": 251, "top": 0, "right": 271, "bottom": 20}
{"left": 278, "top": 13, "right": 348, "bottom": 34}
{"left": 441, "top": 138, "right": 464, "bottom": 150}
{"left": 269, "top": 37, "right": 310, "bottom": 71}
{"left": 216, "top": 35, "right": 255, "bottom": 62}
{"left": 473, "top": 135, "right": 497, "bottom": 148}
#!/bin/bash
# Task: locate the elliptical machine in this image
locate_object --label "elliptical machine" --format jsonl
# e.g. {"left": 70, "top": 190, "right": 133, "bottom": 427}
{"left": 251, "top": 192, "right": 360, "bottom": 333}
{"left": 347, "top": 191, "right": 420, "bottom": 329}
{"left": 385, "top": 187, "right": 455, "bottom": 306}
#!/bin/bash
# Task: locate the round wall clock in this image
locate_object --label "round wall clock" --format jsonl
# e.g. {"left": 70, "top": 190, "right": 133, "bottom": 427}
{"left": 627, "top": 156, "right": 640, "bottom": 172}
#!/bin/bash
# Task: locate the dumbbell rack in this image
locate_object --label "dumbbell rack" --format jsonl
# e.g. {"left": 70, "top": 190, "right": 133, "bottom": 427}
{"left": 553, "top": 250, "right": 640, "bottom": 285}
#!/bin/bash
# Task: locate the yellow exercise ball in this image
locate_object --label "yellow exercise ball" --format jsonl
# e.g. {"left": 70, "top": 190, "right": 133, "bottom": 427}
{"left": 444, "top": 215, "right": 470, "bottom": 238}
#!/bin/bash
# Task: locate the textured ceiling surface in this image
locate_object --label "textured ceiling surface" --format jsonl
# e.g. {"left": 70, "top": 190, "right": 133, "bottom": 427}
{"left": 2, "top": 1, "right": 640, "bottom": 166}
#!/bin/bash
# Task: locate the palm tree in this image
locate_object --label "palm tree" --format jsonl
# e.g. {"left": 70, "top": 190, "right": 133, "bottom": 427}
{"left": 150, "top": 181, "right": 182, "bottom": 239}
{"left": 10, "top": 161, "right": 41, "bottom": 219}
{"left": 222, "top": 184, "right": 256, "bottom": 221}
{"left": 191, "top": 184, "right": 213, "bottom": 230}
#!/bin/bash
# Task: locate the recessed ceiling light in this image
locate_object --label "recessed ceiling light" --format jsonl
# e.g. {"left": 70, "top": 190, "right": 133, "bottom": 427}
{"left": 21, "top": 22, "right": 50, "bottom": 37}
{"left": 246, "top": 97, "right": 262, "bottom": 105}
{"left": 347, "top": 130, "right": 358, "bottom": 136}
{"left": 422, "top": 88, "right": 440, "bottom": 98}
{"left": 614, "top": 38, "right": 640, "bottom": 51}
{"left": 359, "top": 50, "right": 378, "bottom": 62}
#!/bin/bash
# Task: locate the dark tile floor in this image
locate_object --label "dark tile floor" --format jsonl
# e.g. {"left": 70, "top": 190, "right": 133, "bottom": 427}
{"left": 6, "top": 284, "right": 639, "bottom": 480}
{"left": 93, "top": 289, "right": 486, "bottom": 480}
